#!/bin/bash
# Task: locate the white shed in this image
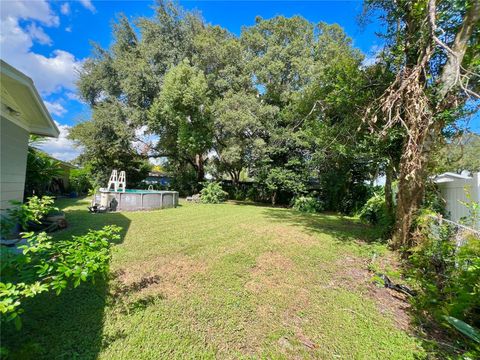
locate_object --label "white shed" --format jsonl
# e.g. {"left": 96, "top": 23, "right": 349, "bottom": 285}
{"left": 433, "top": 171, "right": 480, "bottom": 225}
{"left": 0, "top": 60, "right": 59, "bottom": 213}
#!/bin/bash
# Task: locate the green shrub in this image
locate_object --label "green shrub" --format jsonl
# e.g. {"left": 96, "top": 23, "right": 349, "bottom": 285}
{"left": 233, "top": 189, "right": 247, "bottom": 201}
{"left": 200, "top": 182, "right": 228, "bottom": 204}
{"left": 246, "top": 186, "right": 260, "bottom": 202}
{"left": 24, "top": 147, "right": 63, "bottom": 197}
{"left": 292, "top": 196, "right": 323, "bottom": 213}
{"left": 1, "top": 196, "right": 58, "bottom": 235}
{"left": 69, "top": 167, "right": 93, "bottom": 194}
{"left": 409, "top": 210, "right": 480, "bottom": 347}
{"left": 358, "top": 192, "right": 394, "bottom": 238}
{"left": 423, "top": 182, "right": 447, "bottom": 215}
{"left": 0, "top": 225, "right": 121, "bottom": 329}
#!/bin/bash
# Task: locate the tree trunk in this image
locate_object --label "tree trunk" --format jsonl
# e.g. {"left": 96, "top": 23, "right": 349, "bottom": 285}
{"left": 271, "top": 191, "right": 277, "bottom": 206}
{"left": 436, "top": 0, "right": 480, "bottom": 99}
{"left": 195, "top": 154, "right": 205, "bottom": 189}
{"left": 233, "top": 170, "right": 241, "bottom": 188}
{"left": 391, "top": 155, "right": 426, "bottom": 249}
{"left": 384, "top": 158, "right": 394, "bottom": 217}
{"left": 230, "top": 170, "right": 240, "bottom": 188}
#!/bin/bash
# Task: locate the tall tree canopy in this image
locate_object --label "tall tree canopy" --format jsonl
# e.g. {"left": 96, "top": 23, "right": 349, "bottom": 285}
{"left": 68, "top": 102, "right": 150, "bottom": 187}
{"left": 212, "top": 91, "right": 277, "bottom": 186}
{"left": 364, "top": 0, "right": 480, "bottom": 248}
{"left": 73, "top": 2, "right": 373, "bottom": 205}
{"left": 148, "top": 59, "right": 212, "bottom": 186}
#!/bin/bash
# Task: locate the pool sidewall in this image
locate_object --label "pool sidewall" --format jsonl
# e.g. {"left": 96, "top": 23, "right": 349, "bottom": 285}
{"left": 98, "top": 190, "right": 179, "bottom": 211}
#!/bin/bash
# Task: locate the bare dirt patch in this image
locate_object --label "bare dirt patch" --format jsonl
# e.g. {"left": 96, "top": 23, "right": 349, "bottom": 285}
{"left": 245, "top": 251, "right": 295, "bottom": 293}
{"left": 112, "top": 255, "right": 207, "bottom": 300}
{"left": 331, "top": 254, "right": 412, "bottom": 331}
{"left": 369, "top": 285, "right": 411, "bottom": 331}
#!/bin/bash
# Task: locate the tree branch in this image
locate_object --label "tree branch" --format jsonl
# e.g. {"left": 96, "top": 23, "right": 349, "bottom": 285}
{"left": 432, "top": 0, "right": 480, "bottom": 100}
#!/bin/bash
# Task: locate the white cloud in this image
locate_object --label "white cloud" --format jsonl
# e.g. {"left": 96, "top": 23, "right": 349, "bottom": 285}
{"left": 38, "top": 121, "right": 82, "bottom": 162}
{"left": 60, "top": 3, "right": 70, "bottom": 15}
{"left": 65, "top": 91, "right": 84, "bottom": 103}
{"left": 79, "top": 0, "right": 96, "bottom": 13}
{"left": 26, "top": 23, "right": 52, "bottom": 45}
{"left": 44, "top": 101, "right": 67, "bottom": 117}
{"left": 0, "top": 0, "right": 83, "bottom": 95}
{"left": 0, "top": 0, "right": 59, "bottom": 26}
{"left": 65, "top": 26, "right": 72, "bottom": 32}
{"left": 0, "top": 0, "right": 89, "bottom": 162}
{"left": 362, "top": 44, "right": 383, "bottom": 67}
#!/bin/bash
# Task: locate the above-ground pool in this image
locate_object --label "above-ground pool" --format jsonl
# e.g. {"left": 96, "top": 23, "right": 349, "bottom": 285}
{"left": 96, "top": 189, "right": 179, "bottom": 211}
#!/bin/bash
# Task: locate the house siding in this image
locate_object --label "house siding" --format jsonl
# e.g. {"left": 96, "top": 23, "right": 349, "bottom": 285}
{"left": 1, "top": 115, "right": 29, "bottom": 213}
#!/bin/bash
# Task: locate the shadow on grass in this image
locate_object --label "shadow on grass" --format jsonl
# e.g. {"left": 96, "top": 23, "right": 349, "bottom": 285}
{"left": 1, "top": 199, "right": 131, "bottom": 359}
{"left": 229, "top": 200, "right": 273, "bottom": 207}
{"left": 261, "top": 207, "right": 384, "bottom": 244}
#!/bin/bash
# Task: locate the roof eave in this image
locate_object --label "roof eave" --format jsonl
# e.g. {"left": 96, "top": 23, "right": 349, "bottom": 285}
{"left": 1, "top": 60, "right": 60, "bottom": 138}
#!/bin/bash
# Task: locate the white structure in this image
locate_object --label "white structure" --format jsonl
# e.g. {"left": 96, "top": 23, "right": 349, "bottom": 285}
{"left": 106, "top": 169, "right": 126, "bottom": 192}
{"left": 433, "top": 172, "right": 480, "bottom": 226}
{"left": 118, "top": 171, "right": 126, "bottom": 192}
{"left": 107, "top": 170, "right": 118, "bottom": 191}
{"left": 1, "top": 60, "right": 59, "bottom": 214}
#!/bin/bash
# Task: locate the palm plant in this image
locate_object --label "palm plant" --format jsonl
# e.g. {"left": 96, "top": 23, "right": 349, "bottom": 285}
{"left": 24, "top": 136, "right": 63, "bottom": 197}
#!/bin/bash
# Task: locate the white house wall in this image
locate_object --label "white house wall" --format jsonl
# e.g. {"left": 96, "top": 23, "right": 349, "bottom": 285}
{"left": 0, "top": 115, "right": 29, "bottom": 213}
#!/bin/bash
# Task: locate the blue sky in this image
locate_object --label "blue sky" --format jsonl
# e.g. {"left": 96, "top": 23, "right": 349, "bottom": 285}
{"left": 1, "top": 1, "right": 478, "bottom": 160}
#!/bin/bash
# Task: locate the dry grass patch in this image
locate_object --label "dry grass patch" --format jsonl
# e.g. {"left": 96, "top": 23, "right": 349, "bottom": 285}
{"left": 113, "top": 255, "right": 208, "bottom": 300}
{"left": 241, "top": 223, "right": 319, "bottom": 247}
{"left": 245, "top": 251, "right": 296, "bottom": 294}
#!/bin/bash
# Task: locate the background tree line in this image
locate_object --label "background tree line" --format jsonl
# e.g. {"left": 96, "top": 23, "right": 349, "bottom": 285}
{"left": 70, "top": 0, "right": 479, "bottom": 248}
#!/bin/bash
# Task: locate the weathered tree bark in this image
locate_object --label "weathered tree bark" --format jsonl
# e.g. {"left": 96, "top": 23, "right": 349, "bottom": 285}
{"left": 389, "top": 0, "right": 479, "bottom": 249}
{"left": 391, "top": 142, "right": 428, "bottom": 249}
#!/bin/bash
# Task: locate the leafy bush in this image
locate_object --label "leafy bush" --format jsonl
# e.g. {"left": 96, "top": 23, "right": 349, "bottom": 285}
{"left": 24, "top": 147, "right": 63, "bottom": 197}
{"left": 292, "top": 196, "right": 323, "bottom": 213}
{"left": 168, "top": 165, "right": 198, "bottom": 196}
{"left": 358, "top": 192, "right": 394, "bottom": 238}
{"left": 200, "top": 182, "right": 228, "bottom": 204}
{"left": 233, "top": 189, "right": 247, "bottom": 201}
{"left": 69, "top": 167, "right": 93, "bottom": 194}
{"left": 318, "top": 171, "right": 376, "bottom": 215}
{"left": 423, "top": 182, "right": 447, "bottom": 215}
{"left": 246, "top": 187, "right": 259, "bottom": 202}
{"left": 1, "top": 196, "right": 58, "bottom": 236}
{"left": 0, "top": 225, "right": 121, "bottom": 329}
{"left": 261, "top": 167, "right": 306, "bottom": 205}
{"left": 410, "top": 210, "right": 480, "bottom": 347}
{"left": 338, "top": 182, "right": 376, "bottom": 215}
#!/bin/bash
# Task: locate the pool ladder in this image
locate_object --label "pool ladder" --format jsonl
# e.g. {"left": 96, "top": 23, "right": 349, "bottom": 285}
{"left": 107, "top": 169, "right": 126, "bottom": 192}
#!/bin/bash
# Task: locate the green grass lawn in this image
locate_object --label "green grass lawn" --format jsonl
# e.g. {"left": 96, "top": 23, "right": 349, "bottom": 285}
{"left": 2, "top": 197, "right": 426, "bottom": 359}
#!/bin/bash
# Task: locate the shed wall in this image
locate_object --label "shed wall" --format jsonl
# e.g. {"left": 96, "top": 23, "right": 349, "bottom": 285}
{"left": 437, "top": 173, "right": 480, "bottom": 226}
